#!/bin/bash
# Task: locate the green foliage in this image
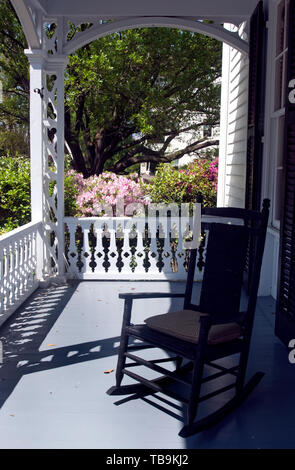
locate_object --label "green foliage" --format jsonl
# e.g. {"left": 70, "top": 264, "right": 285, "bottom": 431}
{"left": 65, "top": 27, "right": 221, "bottom": 174}
{"left": 67, "top": 29, "right": 221, "bottom": 139}
{"left": 144, "top": 158, "right": 218, "bottom": 207}
{"left": 0, "top": 156, "right": 31, "bottom": 233}
{"left": 64, "top": 172, "right": 79, "bottom": 217}
{"left": 0, "top": 3, "right": 221, "bottom": 174}
{"left": 0, "top": 155, "right": 218, "bottom": 236}
{"left": 0, "top": 0, "right": 29, "bottom": 157}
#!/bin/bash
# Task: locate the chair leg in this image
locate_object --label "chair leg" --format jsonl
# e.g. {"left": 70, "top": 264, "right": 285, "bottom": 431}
{"left": 186, "top": 358, "right": 205, "bottom": 426}
{"left": 115, "top": 331, "right": 129, "bottom": 388}
{"left": 186, "top": 317, "right": 211, "bottom": 427}
{"left": 235, "top": 341, "right": 251, "bottom": 394}
{"left": 175, "top": 356, "right": 184, "bottom": 371}
{"left": 111, "top": 298, "right": 133, "bottom": 390}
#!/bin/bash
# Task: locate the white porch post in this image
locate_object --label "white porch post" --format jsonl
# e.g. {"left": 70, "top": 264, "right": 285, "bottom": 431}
{"left": 25, "top": 49, "right": 45, "bottom": 280}
{"left": 47, "top": 56, "right": 68, "bottom": 279}
{"left": 25, "top": 46, "right": 68, "bottom": 281}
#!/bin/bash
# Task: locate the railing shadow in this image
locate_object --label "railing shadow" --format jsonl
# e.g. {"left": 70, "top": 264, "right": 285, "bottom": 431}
{"left": 0, "top": 281, "right": 123, "bottom": 410}
{"left": 1, "top": 279, "right": 241, "bottom": 444}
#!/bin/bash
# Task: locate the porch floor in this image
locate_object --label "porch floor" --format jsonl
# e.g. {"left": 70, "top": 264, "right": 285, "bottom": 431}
{"left": 0, "top": 280, "right": 294, "bottom": 449}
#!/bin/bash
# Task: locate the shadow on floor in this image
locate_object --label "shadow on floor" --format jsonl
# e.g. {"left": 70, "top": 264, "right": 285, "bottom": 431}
{"left": 1, "top": 281, "right": 293, "bottom": 449}
{"left": 0, "top": 282, "right": 124, "bottom": 409}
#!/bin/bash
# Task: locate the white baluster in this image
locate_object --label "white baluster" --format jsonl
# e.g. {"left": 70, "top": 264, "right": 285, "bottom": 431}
{"left": 108, "top": 223, "right": 119, "bottom": 276}
{"left": 176, "top": 226, "right": 187, "bottom": 279}
{"left": 28, "top": 233, "right": 33, "bottom": 285}
{"left": 67, "top": 221, "right": 78, "bottom": 275}
{"left": 2, "top": 247, "right": 8, "bottom": 310}
{"left": 83, "top": 225, "right": 91, "bottom": 275}
{"left": 24, "top": 235, "right": 29, "bottom": 289}
{"left": 94, "top": 221, "right": 104, "bottom": 274}
{"left": 121, "top": 228, "right": 133, "bottom": 276}
{"left": 32, "top": 229, "right": 37, "bottom": 280}
{"left": 18, "top": 238, "right": 24, "bottom": 296}
{"left": 162, "top": 219, "right": 172, "bottom": 276}
{"left": 0, "top": 222, "right": 43, "bottom": 318}
{"left": 7, "top": 241, "right": 14, "bottom": 306}
{"left": 14, "top": 239, "right": 20, "bottom": 300}
{"left": 147, "top": 219, "right": 159, "bottom": 276}
{"left": 135, "top": 222, "right": 145, "bottom": 276}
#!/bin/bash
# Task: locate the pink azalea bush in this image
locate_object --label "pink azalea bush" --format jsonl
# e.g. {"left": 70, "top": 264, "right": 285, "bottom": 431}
{"left": 64, "top": 157, "right": 218, "bottom": 217}
{"left": 65, "top": 170, "right": 149, "bottom": 217}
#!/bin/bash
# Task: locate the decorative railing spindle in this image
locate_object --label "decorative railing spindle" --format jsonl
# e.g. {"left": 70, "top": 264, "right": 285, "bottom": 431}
{"left": 0, "top": 222, "right": 41, "bottom": 326}
{"left": 64, "top": 216, "right": 203, "bottom": 280}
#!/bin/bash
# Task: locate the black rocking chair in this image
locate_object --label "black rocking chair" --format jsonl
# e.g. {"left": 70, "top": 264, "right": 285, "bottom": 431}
{"left": 107, "top": 199, "right": 270, "bottom": 437}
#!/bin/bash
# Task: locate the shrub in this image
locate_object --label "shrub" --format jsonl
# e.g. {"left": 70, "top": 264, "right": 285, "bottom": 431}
{"left": 64, "top": 171, "right": 80, "bottom": 217}
{"left": 65, "top": 170, "right": 149, "bottom": 216}
{"left": 0, "top": 156, "right": 31, "bottom": 233}
{"left": 0, "top": 155, "right": 218, "bottom": 237}
{"left": 144, "top": 158, "right": 218, "bottom": 207}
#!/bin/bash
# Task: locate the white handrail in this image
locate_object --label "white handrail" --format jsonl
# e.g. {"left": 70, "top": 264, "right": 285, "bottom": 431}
{"left": 0, "top": 220, "right": 42, "bottom": 242}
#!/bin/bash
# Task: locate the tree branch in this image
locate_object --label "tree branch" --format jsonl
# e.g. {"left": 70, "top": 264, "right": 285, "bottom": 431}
{"left": 109, "top": 138, "right": 219, "bottom": 173}
{"left": 0, "top": 106, "right": 29, "bottom": 124}
{"left": 0, "top": 29, "right": 26, "bottom": 50}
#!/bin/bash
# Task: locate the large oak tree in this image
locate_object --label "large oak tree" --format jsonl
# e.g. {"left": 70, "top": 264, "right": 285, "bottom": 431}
{"left": 0, "top": 1, "right": 222, "bottom": 175}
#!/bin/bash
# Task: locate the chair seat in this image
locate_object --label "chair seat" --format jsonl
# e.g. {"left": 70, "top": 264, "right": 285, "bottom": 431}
{"left": 144, "top": 310, "right": 242, "bottom": 345}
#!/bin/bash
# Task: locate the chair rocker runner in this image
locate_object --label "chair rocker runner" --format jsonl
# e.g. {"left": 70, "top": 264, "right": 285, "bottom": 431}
{"left": 107, "top": 199, "right": 270, "bottom": 437}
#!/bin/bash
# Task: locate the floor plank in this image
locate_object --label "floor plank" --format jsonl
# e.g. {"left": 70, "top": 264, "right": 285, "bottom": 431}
{"left": 0, "top": 281, "right": 293, "bottom": 449}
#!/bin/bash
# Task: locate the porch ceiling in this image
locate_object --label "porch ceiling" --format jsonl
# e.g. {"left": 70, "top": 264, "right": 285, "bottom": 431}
{"left": 27, "top": 0, "right": 259, "bottom": 20}
{"left": 28, "top": 0, "right": 257, "bottom": 18}
{"left": 12, "top": 0, "right": 253, "bottom": 54}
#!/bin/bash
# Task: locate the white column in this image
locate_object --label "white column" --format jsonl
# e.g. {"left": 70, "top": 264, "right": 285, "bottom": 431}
{"left": 25, "top": 49, "right": 45, "bottom": 224}
{"left": 26, "top": 48, "right": 68, "bottom": 281}
{"left": 25, "top": 49, "right": 46, "bottom": 280}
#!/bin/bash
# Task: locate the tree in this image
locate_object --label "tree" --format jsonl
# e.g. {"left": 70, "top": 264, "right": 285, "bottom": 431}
{"left": 0, "top": 2, "right": 221, "bottom": 174}
{"left": 66, "top": 27, "right": 221, "bottom": 176}
{"left": 0, "top": 0, "right": 29, "bottom": 156}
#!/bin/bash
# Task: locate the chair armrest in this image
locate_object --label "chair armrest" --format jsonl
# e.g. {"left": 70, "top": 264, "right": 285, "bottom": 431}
{"left": 119, "top": 292, "right": 185, "bottom": 329}
{"left": 119, "top": 292, "right": 185, "bottom": 300}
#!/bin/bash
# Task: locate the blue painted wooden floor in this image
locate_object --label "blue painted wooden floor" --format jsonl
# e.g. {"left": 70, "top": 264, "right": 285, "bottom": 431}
{"left": 0, "top": 280, "right": 294, "bottom": 449}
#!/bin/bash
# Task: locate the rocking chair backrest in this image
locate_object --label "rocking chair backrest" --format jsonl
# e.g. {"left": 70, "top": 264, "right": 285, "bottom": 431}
{"left": 184, "top": 200, "right": 270, "bottom": 324}
{"left": 198, "top": 223, "right": 248, "bottom": 321}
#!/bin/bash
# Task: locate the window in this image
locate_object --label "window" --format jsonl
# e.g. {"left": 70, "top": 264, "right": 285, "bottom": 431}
{"left": 271, "top": 0, "right": 290, "bottom": 228}
{"left": 274, "top": 0, "right": 289, "bottom": 111}
{"left": 273, "top": 116, "right": 285, "bottom": 222}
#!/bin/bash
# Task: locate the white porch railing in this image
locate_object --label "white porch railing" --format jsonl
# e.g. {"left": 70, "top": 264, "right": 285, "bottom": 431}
{"left": 64, "top": 217, "right": 206, "bottom": 280}
{"left": 0, "top": 221, "right": 42, "bottom": 327}
{"left": 0, "top": 215, "right": 207, "bottom": 323}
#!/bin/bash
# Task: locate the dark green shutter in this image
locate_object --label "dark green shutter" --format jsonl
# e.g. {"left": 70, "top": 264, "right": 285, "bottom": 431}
{"left": 245, "top": 1, "right": 266, "bottom": 289}
{"left": 276, "top": 0, "right": 295, "bottom": 346}
{"left": 245, "top": 0, "right": 266, "bottom": 211}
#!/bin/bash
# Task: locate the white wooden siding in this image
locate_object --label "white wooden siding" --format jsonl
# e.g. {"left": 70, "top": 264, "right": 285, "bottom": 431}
{"left": 218, "top": 27, "right": 249, "bottom": 208}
